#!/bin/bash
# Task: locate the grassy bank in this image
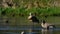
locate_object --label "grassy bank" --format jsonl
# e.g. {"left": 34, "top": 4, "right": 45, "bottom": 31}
{"left": 0, "top": 7, "right": 60, "bottom": 17}
{"left": 0, "top": 7, "right": 60, "bottom": 26}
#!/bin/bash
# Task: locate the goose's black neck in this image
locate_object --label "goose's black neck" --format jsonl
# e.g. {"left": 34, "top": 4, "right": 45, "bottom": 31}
{"left": 42, "top": 20, "right": 46, "bottom": 24}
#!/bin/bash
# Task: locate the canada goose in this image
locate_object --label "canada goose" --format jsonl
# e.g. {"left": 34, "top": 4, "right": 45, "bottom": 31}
{"left": 41, "top": 20, "right": 55, "bottom": 30}
{"left": 28, "top": 13, "right": 39, "bottom": 23}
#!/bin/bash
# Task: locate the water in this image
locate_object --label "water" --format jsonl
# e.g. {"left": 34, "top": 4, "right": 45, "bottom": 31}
{"left": 0, "top": 25, "right": 60, "bottom": 34}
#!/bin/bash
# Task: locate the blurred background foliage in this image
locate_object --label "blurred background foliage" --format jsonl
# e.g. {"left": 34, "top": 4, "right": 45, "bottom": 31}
{"left": 0, "top": 0, "right": 60, "bottom": 17}
{"left": 0, "top": 0, "right": 60, "bottom": 25}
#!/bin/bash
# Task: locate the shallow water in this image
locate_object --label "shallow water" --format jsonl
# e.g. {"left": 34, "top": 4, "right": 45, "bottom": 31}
{"left": 0, "top": 26, "right": 60, "bottom": 34}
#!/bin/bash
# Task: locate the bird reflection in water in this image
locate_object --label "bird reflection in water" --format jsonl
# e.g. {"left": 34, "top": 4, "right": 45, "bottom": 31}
{"left": 41, "top": 28, "right": 54, "bottom": 34}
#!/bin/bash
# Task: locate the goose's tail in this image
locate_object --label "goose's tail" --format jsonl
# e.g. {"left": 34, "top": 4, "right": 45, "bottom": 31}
{"left": 49, "top": 25, "right": 56, "bottom": 28}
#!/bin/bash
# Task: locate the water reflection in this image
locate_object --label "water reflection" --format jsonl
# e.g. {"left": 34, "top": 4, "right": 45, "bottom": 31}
{"left": 28, "top": 27, "right": 39, "bottom": 34}
{"left": 41, "top": 28, "right": 54, "bottom": 34}
{"left": 0, "top": 25, "right": 60, "bottom": 34}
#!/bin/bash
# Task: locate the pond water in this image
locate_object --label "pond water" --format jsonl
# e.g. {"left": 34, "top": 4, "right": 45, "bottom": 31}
{"left": 0, "top": 25, "right": 60, "bottom": 34}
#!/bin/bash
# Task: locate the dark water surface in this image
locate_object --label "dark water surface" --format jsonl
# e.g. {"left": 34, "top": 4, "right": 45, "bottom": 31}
{"left": 0, "top": 26, "right": 60, "bottom": 34}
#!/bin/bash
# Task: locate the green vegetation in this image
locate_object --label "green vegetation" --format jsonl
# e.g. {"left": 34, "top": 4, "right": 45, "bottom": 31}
{"left": 0, "top": 0, "right": 60, "bottom": 17}
{"left": 0, "top": 0, "right": 60, "bottom": 25}
{"left": 0, "top": 7, "right": 60, "bottom": 17}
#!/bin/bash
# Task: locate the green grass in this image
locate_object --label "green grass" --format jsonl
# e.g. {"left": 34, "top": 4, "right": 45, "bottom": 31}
{"left": 0, "top": 7, "right": 60, "bottom": 17}
{"left": 0, "top": 0, "right": 60, "bottom": 17}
